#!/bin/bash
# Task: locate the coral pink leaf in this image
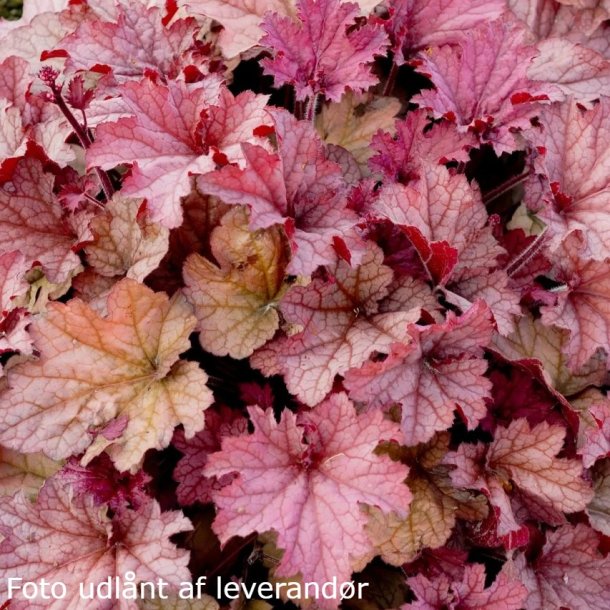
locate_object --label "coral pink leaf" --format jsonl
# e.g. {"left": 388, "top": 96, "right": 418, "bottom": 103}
{"left": 0, "top": 157, "right": 80, "bottom": 283}
{"left": 385, "top": 0, "right": 505, "bottom": 61}
{"left": 0, "top": 476, "right": 191, "bottom": 609}
{"left": 525, "top": 99, "right": 610, "bottom": 257}
{"left": 251, "top": 243, "right": 420, "bottom": 406}
{"left": 518, "top": 524, "right": 610, "bottom": 610}
{"left": 488, "top": 419, "right": 593, "bottom": 514}
{"left": 540, "top": 230, "right": 610, "bottom": 369}
{"left": 205, "top": 393, "right": 411, "bottom": 597}
{"left": 198, "top": 109, "right": 358, "bottom": 275}
{"left": 0, "top": 278, "right": 213, "bottom": 471}
{"left": 344, "top": 301, "right": 494, "bottom": 445}
{"left": 60, "top": 4, "right": 202, "bottom": 82}
{"left": 88, "top": 81, "right": 269, "bottom": 229}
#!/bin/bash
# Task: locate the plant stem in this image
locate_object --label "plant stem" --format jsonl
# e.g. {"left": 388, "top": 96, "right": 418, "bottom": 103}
{"left": 305, "top": 93, "right": 321, "bottom": 124}
{"left": 50, "top": 85, "right": 114, "bottom": 202}
{"left": 383, "top": 62, "right": 398, "bottom": 97}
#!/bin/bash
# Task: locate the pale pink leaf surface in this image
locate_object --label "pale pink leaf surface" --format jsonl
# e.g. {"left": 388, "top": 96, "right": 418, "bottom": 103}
{"left": 444, "top": 270, "right": 521, "bottom": 336}
{"left": 261, "top": 0, "right": 388, "bottom": 101}
{"left": 487, "top": 419, "right": 593, "bottom": 515}
{"left": 373, "top": 164, "right": 504, "bottom": 282}
{"left": 173, "top": 407, "right": 248, "bottom": 506}
{"left": 0, "top": 5, "right": 84, "bottom": 65}
{"left": 0, "top": 250, "right": 29, "bottom": 313}
{"left": 445, "top": 441, "right": 523, "bottom": 536}
{"left": 517, "top": 524, "right": 610, "bottom": 610}
{"left": 204, "top": 393, "right": 411, "bottom": 593}
{"left": 525, "top": 99, "right": 610, "bottom": 256}
{"left": 404, "top": 563, "right": 527, "bottom": 610}
{"left": 85, "top": 197, "right": 169, "bottom": 282}
{"left": 61, "top": 4, "right": 201, "bottom": 82}
{"left": 0, "top": 250, "right": 32, "bottom": 360}
{"left": 180, "top": 0, "right": 296, "bottom": 57}
{"left": 528, "top": 38, "right": 610, "bottom": 103}
{"left": 540, "top": 231, "right": 610, "bottom": 369}
{"left": 0, "top": 101, "right": 26, "bottom": 159}
{"left": 0, "top": 279, "right": 212, "bottom": 471}
{"left": 88, "top": 81, "right": 270, "bottom": 228}
{"left": 383, "top": 0, "right": 504, "bottom": 61}
{"left": 344, "top": 301, "right": 493, "bottom": 445}
{"left": 0, "top": 476, "right": 191, "bottom": 610}
{"left": 0, "top": 157, "right": 80, "bottom": 284}
{"left": 413, "top": 21, "right": 545, "bottom": 146}
{"left": 198, "top": 110, "right": 359, "bottom": 275}
{"left": 251, "top": 244, "right": 420, "bottom": 406}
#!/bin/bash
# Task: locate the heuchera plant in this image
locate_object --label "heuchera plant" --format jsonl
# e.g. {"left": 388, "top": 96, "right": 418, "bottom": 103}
{"left": 0, "top": 0, "right": 609, "bottom": 608}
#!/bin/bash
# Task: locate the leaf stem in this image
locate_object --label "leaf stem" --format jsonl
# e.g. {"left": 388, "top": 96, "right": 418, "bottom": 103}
{"left": 383, "top": 62, "right": 398, "bottom": 97}
{"left": 49, "top": 84, "right": 114, "bottom": 202}
{"left": 305, "top": 93, "right": 321, "bottom": 124}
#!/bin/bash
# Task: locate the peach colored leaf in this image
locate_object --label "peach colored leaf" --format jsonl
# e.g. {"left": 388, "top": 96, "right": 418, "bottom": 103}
{"left": 205, "top": 393, "right": 411, "bottom": 595}
{"left": 0, "top": 157, "right": 81, "bottom": 283}
{"left": 0, "top": 278, "right": 212, "bottom": 471}
{"left": 493, "top": 312, "right": 606, "bottom": 396}
{"left": 85, "top": 197, "right": 169, "bottom": 282}
{"left": 344, "top": 301, "right": 494, "bottom": 445}
{"left": 0, "top": 476, "right": 191, "bottom": 610}
{"left": 88, "top": 81, "right": 269, "bottom": 229}
{"left": 183, "top": 207, "right": 290, "bottom": 359}
{"left": 261, "top": 0, "right": 388, "bottom": 102}
{"left": 251, "top": 243, "right": 420, "bottom": 406}
{"left": 518, "top": 524, "right": 610, "bottom": 610}
{"left": 587, "top": 459, "right": 610, "bottom": 536}
{"left": 540, "top": 230, "right": 610, "bottom": 369}
{"left": 366, "top": 434, "right": 486, "bottom": 565}
{"left": 0, "top": 446, "right": 61, "bottom": 499}
{"left": 316, "top": 92, "right": 400, "bottom": 169}
{"left": 488, "top": 419, "right": 593, "bottom": 515}
{"left": 526, "top": 99, "right": 610, "bottom": 257}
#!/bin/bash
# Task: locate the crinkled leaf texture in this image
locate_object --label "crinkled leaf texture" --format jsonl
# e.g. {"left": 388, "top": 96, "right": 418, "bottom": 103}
{"left": 0, "top": 278, "right": 212, "bottom": 471}
{"left": 251, "top": 243, "right": 420, "bottom": 406}
{"left": 404, "top": 562, "right": 527, "bottom": 610}
{"left": 516, "top": 524, "right": 610, "bottom": 610}
{"left": 344, "top": 301, "right": 494, "bottom": 445}
{"left": 0, "top": 476, "right": 192, "bottom": 610}
{"left": 0, "top": 157, "right": 81, "bottom": 284}
{"left": 261, "top": 0, "right": 388, "bottom": 102}
{"left": 183, "top": 206, "right": 291, "bottom": 359}
{"left": 88, "top": 81, "right": 269, "bottom": 229}
{"left": 197, "top": 109, "right": 359, "bottom": 276}
{"left": 205, "top": 393, "right": 411, "bottom": 605}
